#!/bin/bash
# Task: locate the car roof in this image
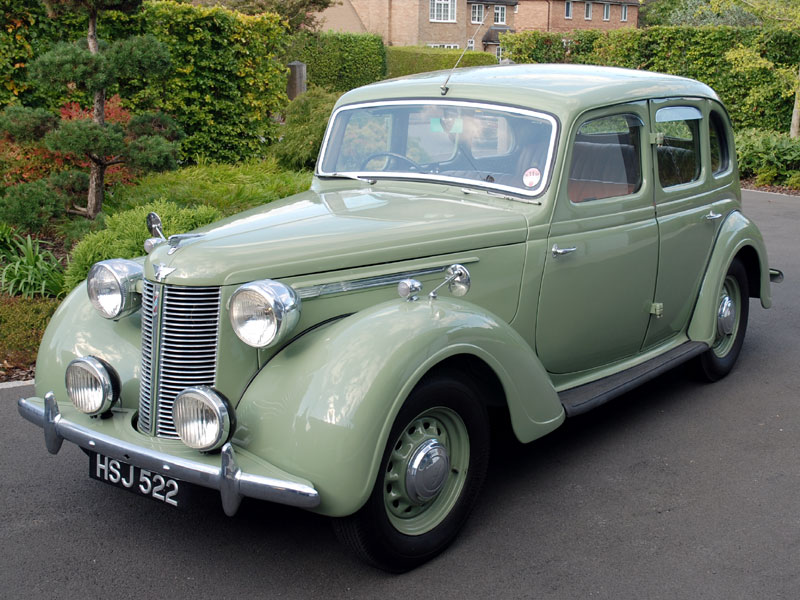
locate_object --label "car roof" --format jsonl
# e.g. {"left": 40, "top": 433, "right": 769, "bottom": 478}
{"left": 335, "top": 64, "right": 720, "bottom": 120}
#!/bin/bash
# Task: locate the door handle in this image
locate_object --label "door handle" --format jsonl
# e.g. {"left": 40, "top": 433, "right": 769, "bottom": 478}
{"left": 703, "top": 210, "right": 722, "bottom": 221}
{"left": 552, "top": 243, "right": 577, "bottom": 257}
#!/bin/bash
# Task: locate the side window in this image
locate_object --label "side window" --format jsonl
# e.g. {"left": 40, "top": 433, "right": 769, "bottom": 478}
{"left": 655, "top": 106, "right": 702, "bottom": 188}
{"left": 568, "top": 114, "right": 643, "bottom": 203}
{"left": 709, "top": 111, "right": 730, "bottom": 175}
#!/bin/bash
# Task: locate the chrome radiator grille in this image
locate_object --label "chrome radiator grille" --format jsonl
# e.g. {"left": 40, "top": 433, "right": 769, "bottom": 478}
{"left": 138, "top": 280, "right": 221, "bottom": 438}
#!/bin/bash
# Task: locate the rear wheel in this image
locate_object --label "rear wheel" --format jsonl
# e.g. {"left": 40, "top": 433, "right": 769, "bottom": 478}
{"left": 333, "top": 371, "right": 490, "bottom": 572}
{"left": 696, "top": 258, "right": 749, "bottom": 382}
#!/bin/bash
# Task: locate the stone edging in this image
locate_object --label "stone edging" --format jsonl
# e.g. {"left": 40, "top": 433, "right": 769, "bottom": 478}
{"left": 0, "top": 379, "right": 34, "bottom": 391}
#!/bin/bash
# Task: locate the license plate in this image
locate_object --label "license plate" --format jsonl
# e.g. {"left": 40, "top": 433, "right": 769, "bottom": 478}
{"left": 88, "top": 451, "right": 189, "bottom": 508}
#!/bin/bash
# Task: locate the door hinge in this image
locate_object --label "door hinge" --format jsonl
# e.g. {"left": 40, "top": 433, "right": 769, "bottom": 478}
{"left": 649, "top": 132, "right": 665, "bottom": 146}
{"left": 650, "top": 302, "right": 664, "bottom": 318}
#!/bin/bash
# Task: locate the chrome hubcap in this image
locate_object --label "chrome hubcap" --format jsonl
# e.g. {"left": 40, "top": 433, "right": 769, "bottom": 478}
{"left": 405, "top": 439, "right": 450, "bottom": 504}
{"left": 717, "top": 294, "right": 735, "bottom": 337}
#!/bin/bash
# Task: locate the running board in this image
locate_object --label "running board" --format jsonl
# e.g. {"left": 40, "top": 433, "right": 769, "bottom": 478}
{"left": 559, "top": 341, "right": 709, "bottom": 417}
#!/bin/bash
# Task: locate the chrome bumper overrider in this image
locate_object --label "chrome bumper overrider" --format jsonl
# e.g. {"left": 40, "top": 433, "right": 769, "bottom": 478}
{"left": 18, "top": 393, "right": 320, "bottom": 515}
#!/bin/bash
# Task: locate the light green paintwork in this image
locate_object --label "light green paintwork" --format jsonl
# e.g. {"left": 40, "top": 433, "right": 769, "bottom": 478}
{"left": 687, "top": 210, "right": 772, "bottom": 345}
{"left": 233, "top": 298, "right": 564, "bottom": 516}
{"left": 27, "top": 65, "right": 776, "bottom": 518}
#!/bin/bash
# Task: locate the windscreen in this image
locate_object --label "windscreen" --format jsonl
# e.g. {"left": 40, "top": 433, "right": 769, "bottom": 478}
{"left": 318, "top": 101, "right": 558, "bottom": 197}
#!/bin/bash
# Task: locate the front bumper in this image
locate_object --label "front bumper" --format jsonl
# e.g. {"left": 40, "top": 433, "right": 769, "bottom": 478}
{"left": 18, "top": 393, "right": 320, "bottom": 515}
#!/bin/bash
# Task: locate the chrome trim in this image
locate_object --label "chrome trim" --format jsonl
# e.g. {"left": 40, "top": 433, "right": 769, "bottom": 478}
{"left": 65, "top": 356, "right": 119, "bottom": 416}
{"left": 317, "top": 99, "right": 559, "bottom": 199}
{"left": 405, "top": 439, "right": 450, "bottom": 504}
{"left": 294, "top": 266, "right": 452, "bottom": 299}
{"left": 139, "top": 283, "right": 221, "bottom": 439}
{"left": 552, "top": 244, "right": 577, "bottom": 257}
{"left": 717, "top": 294, "right": 735, "bottom": 336}
{"left": 428, "top": 264, "right": 471, "bottom": 299}
{"left": 398, "top": 279, "right": 423, "bottom": 302}
{"left": 153, "top": 264, "right": 176, "bottom": 283}
{"left": 87, "top": 259, "right": 143, "bottom": 320}
{"left": 18, "top": 394, "right": 320, "bottom": 514}
{"left": 173, "top": 386, "right": 232, "bottom": 451}
{"left": 769, "top": 268, "right": 784, "bottom": 284}
{"left": 229, "top": 280, "right": 301, "bottom": 348}
{"left": 704, "top": 210, "right": 722, "bottom": 221}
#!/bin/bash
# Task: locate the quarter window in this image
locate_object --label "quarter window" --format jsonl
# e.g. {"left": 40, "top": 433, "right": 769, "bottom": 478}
{"left": 494, "top": 5, "right": 506, "bottom": 24}
{"left": 655, "top": 106, "right": 702, "bottom": 188}
{"left": 568, "top": 114, "right": 643, "bottom": 203}
{"left": 565, "top": 1, "right": 573, "bottom": 19}
{"left": 430, "top": 0, "right": 456, "bottom": 22}
{"left": 585, "top": 2, "right": 592, "bottom": 19}
{"left": 471, "top": 3, "right": 484, "bottom": 23}
{"left": 603, "top": 3, "right": 610, "bottom": 20}
{"left": 709, "top": 111, "right": 731, "bottom": 175}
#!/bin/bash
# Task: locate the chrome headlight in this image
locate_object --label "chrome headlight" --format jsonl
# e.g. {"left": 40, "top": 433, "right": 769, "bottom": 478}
{"left": 65, "top": 356, "right": 120, "bottom": 415}
{"left": 173, "top": 387, "right": 233, "bottom": 452}
{"left": 87, "top": 259, "right": 143, "bottom": 320}
{"left": 229, "top": 280, "right": 301, "bottom": 348}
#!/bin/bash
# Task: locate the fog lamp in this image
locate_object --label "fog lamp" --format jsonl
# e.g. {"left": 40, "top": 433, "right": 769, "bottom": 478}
{"left": 173, "top": 387, "right": 233, "bottom": 452}
{"left": 65, "top": 356, "right": 119, "bottom": 415}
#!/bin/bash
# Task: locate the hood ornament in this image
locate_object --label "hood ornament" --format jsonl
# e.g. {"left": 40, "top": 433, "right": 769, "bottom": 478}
{"left": 143, "top": 211, "right": 205, "bottom": 255}
{"left": 154, "top": 264, "right": 176, "bottom": 283}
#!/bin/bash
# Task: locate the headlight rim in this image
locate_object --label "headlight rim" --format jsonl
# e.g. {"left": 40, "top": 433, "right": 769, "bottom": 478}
{"left": 173, "top": 386, "right": 234, "bottom": 452}
{"left": 229, "top": 279, "right": 301, "bottom": 349}
{"left": 87, "top": 259, "right": 143, "bottom": 320}
{"left": 65, "top": 356, "right": 120, "bottom": 416}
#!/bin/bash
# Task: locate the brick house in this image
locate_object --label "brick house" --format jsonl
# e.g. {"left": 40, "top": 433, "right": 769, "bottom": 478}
{"left": 319, "top": 0, "right": 638, "bottom": 58}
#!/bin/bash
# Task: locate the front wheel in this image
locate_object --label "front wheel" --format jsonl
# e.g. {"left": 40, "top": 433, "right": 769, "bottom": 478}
{"left": 332, "top": 371, "right": 490, "bottom": 572}
{"left": 695, "top": 258, "right": 749, "bottom": 382}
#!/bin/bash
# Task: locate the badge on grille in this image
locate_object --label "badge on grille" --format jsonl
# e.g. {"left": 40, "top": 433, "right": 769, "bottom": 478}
{"left": 154, "top": 264, "right": 176, "bottom": 282}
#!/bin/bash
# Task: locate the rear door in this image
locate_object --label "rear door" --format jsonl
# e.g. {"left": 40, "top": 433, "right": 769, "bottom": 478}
{"left": 642, "top": 98, "right": 738, "bottom": 349}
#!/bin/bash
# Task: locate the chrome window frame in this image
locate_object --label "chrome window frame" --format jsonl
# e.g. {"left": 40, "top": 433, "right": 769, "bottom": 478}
{"left": 317, "top": 99, "right": 559, "bottom": 199}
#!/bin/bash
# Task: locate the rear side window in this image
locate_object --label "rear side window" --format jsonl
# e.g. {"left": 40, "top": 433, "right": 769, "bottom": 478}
{"left": 655, "top": 106, "right": 701, "bottom": 188}
{"left": 568, "top": 114, "right": 643, "bottom": 203}
{"left": 709, "top": 111, "right": 730, "bottom": 175}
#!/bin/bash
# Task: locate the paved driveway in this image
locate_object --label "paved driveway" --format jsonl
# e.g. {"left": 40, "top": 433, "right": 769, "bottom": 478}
{"left": 1, "top": 190, "right": 798, "bottom": 599}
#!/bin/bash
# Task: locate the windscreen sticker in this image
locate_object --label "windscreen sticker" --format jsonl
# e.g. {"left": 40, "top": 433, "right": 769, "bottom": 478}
{"left": 523, "top": 167, "right": 541, "bottom": 188}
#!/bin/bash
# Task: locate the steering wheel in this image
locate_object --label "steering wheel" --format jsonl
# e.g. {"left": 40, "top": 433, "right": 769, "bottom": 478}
{"left": 360, "top": 152, "right": 423, "bottom": 172}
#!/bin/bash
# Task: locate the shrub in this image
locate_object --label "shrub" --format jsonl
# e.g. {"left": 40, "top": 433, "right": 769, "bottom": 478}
{"left": 0, "top": 234, "right": 65, "bottom": 298}
{"left": 108, "top": 157, "right": 313, "bottom": 215}
{"left": 63, "top": 199, "right": 221, "bottom": 291}
{"left": 273, "top": 86, "right": 340, "bottom": 170}
{"left": 0, "top": 294, "right": 60, "bottom": 372}
{"left": 386, "top": 46, "right": 497, "bottom": 79}
{"left": 0, "top": 222, "right": 15, "bottom": 262}
{"left": 288, "top": 32, "right": 386, "bottom": 92}
{"left": 0, "top": 179, "right": 65, "bottom": 231}
{"left": 735, "top": 128, "right": 800, "bottom": 186}
{"left": 501, "top": 26, "right": 800, "bottom": 132}
{"left": 0, "top": 105, "right": 58, "bottom": 141}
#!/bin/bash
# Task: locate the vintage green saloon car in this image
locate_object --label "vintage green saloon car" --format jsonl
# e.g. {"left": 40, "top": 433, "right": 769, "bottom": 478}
{"left": 19, "top": 64, "right": 782, "bottom": 572}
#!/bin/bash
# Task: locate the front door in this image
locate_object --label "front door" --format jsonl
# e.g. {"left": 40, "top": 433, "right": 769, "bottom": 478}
{"left": 536, "top": 102, "right": 658, "bottom": 374}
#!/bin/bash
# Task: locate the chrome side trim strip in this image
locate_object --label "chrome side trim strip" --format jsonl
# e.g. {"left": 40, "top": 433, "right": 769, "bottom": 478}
{"left": 293, "top": 260, "right": 479, "bottom": 299}
{"left": 18, "top": 394, "right": 320, "bottom": 514}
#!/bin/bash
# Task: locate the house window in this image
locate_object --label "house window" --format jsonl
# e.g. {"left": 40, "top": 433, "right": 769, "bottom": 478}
{"left": 603, "top": 3, "right": 610, "bottom": 20}
{"left": 428, "top": 43, "right": 460, "bottom": 49}
{"left": 621, "top": 4, "right": 628, "bottom": 21}
{"left": 430, "top": 0, "right": 456, "bottom": 22}
{"left": 467, "top": 38, "right": 475, "bottom": 50}
{"left": 494, "top": 5, "right": 506, "bottom": 24}
{"left": 565, "top": 1, "right": 573, "bottom": 19}
{"left": 585, "top": 2, "right": 592, "bottom": 19}
{"left": 496, "top": 45, "right": 502, "bottom": 61}
{"left": 471, "top": 3, "right": 484, "bottom": 23}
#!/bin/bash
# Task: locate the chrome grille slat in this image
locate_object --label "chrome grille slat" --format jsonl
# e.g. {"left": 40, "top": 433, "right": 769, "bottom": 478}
{"left": 138, "top": 281, "right": 221, "bottom": 439}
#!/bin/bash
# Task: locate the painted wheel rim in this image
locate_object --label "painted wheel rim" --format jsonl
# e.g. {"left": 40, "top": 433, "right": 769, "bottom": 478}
{"left": 383, "top": 407, "right": 469, "bottom": 536}
{"left": 712, "top": 274, "right": 741, "bottom": 358}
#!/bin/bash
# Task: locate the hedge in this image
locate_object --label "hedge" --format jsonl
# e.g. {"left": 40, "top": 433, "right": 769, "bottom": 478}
{"left": 386, "top": 46, "right": 498, "bottom": 79}
{"left": 0, "top": 294, "right": 59, "bottom": 371}
{"left": 501, "top": 26, "right": 800, "bottom": 132}
{"left": 286, "top": 31, "right": 386, "bottom": 92}
{"left": 2, "top": 1, "right": 290, "bottom": 163}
